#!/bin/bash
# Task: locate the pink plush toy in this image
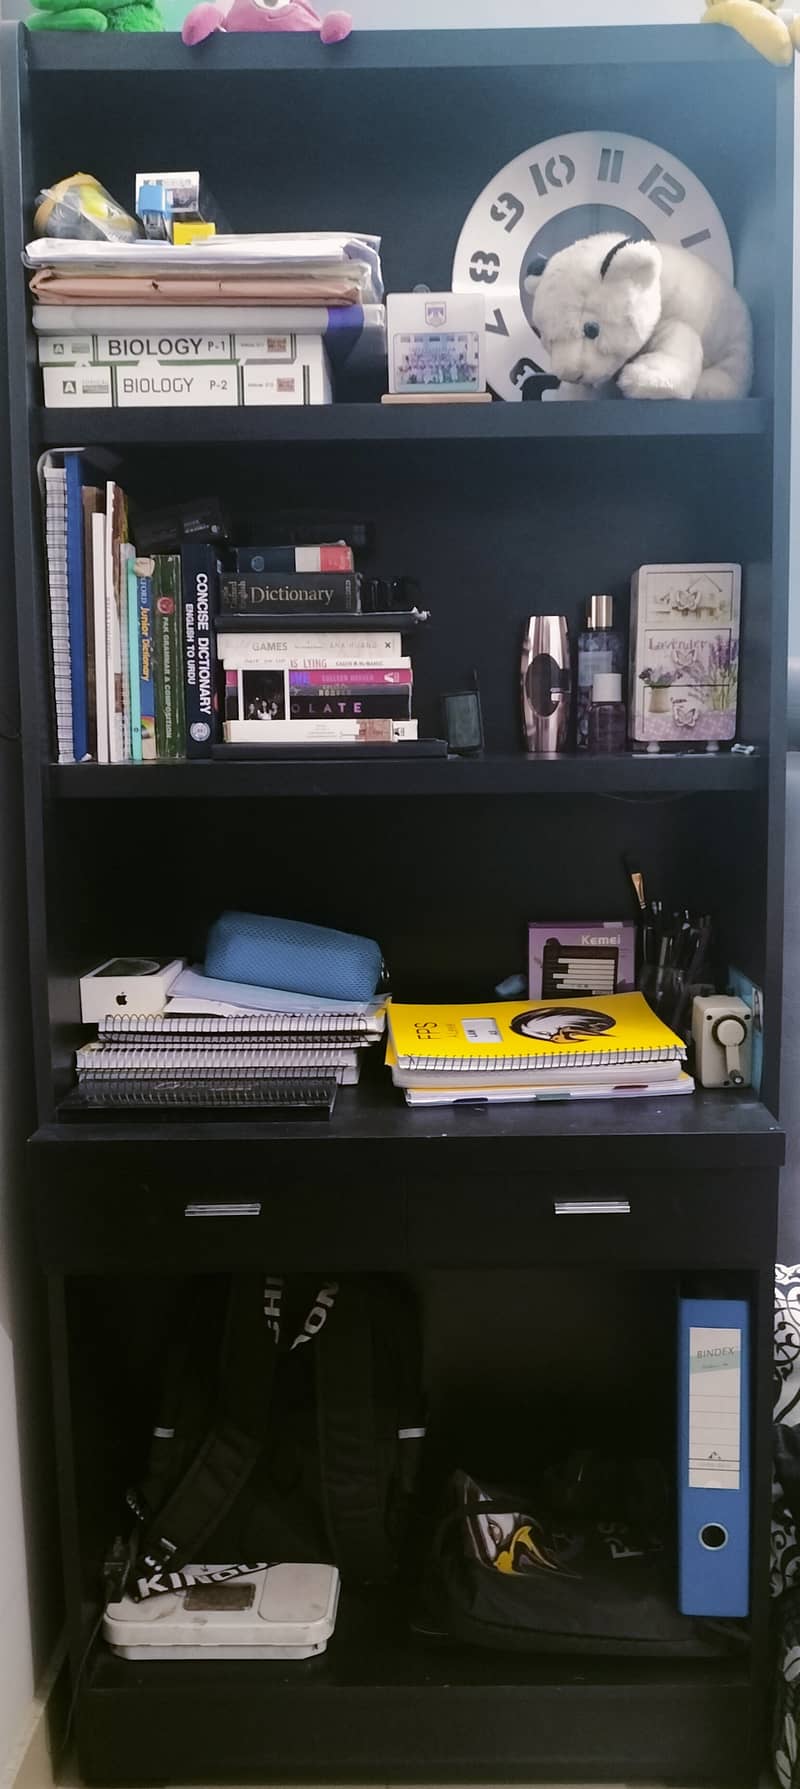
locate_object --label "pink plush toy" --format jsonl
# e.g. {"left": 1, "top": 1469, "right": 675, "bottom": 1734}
{"left": 182, "top": 0, "right": 351, "bottom": 46}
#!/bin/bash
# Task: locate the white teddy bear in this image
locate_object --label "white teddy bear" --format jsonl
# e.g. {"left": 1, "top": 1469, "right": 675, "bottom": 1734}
{"left": 524, "top": 233, "right": 752, "bottom": 401}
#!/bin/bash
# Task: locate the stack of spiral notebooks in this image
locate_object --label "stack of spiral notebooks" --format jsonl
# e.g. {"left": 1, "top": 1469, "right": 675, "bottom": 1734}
{"left": 61, "top": 1002, "right": 386, "bottom": 1121}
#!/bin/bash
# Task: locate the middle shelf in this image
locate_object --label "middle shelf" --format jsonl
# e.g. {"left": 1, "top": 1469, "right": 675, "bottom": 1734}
{"left": 35, "top": 398, "right": 771, "bottom": 449}
{"left": 49, "top": 752, "right": 764, "bottom": 800}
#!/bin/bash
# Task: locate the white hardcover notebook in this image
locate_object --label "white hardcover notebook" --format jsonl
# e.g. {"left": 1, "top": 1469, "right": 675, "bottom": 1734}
{"left": 91, "top": 510, "right": 109, "bottom": 763}
{"left": 403, "top": 1073, "right": 695, "bottom": 1107}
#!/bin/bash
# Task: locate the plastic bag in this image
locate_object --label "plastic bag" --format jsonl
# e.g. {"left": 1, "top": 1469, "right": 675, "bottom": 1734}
{"left": 34, "top": 174, "right": 142, "bottom": 244}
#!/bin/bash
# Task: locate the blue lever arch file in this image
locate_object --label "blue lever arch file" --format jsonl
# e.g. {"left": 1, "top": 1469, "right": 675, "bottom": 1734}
{"left": 678, "top": 1296, "right": 750, "bottom": 1617}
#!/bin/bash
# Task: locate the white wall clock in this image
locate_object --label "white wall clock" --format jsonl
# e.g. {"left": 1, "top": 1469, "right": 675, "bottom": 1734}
{"left": 452, "top": 132, "right": 734, "bottom": 402}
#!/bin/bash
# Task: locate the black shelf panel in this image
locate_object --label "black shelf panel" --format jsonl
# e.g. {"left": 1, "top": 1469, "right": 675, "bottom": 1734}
{"left": 77, "top": 1589, "right": 752, "bottom": 1784}
{"left": 36, "top": 400, "right": 770, "bottom": 450}
{"left": 32, "top": 1088, "right": 784, "bottom": 1171}
{"left": 49, "top": 752, "right": 763, "bottom": 801}
{"left": 25, "top": 23, "right": 762, "bottom": 74}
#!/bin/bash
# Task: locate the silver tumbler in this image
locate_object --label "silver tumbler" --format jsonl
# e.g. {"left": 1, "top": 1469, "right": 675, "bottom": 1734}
{"left": 521, "top": 615, "right": 571, "bottom": 754}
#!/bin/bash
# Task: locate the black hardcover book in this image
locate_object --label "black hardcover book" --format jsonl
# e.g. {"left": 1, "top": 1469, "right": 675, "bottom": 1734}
{"left": 289, "top": 692, "right": 412, "bottom": 720}
{"left": 214, "top": 610, "right": 428, "bottom": 634}
{"left": 219, "top": 572, "right": 361, "bottom": 615}
{"left": 181, "top": 543, "right": 220, "bottom": 757}
{"left": 136, "top": 497, "right": 229, "bottom": 555}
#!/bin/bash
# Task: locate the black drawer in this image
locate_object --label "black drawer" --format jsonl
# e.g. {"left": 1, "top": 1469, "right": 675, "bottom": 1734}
{"left": 33, "top": 1141, "right": 405, "bottom": 1272}
{"left": 407, "top": 1170, "right": 777, "bottom": 1269}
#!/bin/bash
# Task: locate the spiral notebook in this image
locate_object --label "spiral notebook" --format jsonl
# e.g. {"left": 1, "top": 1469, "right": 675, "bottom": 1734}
{"left": 387, "top": 993, "right": 685, "bottom": 1085}
{"left": 77, "top": 1043, "right": 362, "bottom": 1085}
{"left": 98, "top": 1010, "right": 382, "bottom": 1046}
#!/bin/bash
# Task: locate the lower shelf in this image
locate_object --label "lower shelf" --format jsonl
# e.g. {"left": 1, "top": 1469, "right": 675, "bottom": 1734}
{"left": 78, "top": 1592, "right": 758, "bottom": 1784}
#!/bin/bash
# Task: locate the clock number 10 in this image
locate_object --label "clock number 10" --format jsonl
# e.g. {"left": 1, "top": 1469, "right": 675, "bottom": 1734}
{"left": 638, "top": 163, "right": 686, "bottom": 217}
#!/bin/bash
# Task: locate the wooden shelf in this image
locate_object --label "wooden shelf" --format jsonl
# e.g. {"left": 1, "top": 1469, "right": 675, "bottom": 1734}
{"left": 36, "top": 400, "right": 770, "bottom": 450}
{"left": 48, "top": 752, "right": 763, "bottom": 800}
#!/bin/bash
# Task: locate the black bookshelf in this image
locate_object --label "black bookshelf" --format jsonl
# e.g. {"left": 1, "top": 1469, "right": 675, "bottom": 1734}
{"left": 1, "top": 21, "right": 791, "bottom": 1787}
{"left": 50, "top": 752, "right": 764, "bottom": 799}
{"left": 36, "top": 398, "right": 770, "bottom": 446}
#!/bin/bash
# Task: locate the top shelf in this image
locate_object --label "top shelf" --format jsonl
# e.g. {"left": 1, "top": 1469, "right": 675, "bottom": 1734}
{"left": 36, "top": 401, "right": 770, "bottom": 450}
{"left": 23, "top": 24, "right": 771, "bottom": 75}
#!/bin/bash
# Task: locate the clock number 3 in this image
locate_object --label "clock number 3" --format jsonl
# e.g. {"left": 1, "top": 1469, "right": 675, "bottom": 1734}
{"left": 639, "top": 163, "right": 686, "bottom": 217}
{"left": 490, "top": 192, "right": 524, "bottom": 233}
{"left": 469, "top": 250, "right": 501, "bottom": 285}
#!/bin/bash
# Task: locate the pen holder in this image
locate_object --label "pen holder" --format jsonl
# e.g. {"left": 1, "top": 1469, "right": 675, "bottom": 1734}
{"left": 641, "top": 967, "right": 715, "bottom": 1038}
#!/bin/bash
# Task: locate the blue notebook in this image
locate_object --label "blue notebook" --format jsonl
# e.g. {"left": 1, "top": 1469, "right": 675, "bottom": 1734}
{"left": 65, "top": 454, "right": 88, "bottom": 762}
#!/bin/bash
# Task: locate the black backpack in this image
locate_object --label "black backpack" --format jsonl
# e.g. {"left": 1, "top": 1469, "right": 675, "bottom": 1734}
{"left": 126, "top": 1273, "right": 424, "bottom": 1599}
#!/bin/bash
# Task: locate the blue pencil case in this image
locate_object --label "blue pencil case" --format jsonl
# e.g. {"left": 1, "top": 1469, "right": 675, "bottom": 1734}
{"left": 204, "top": 911, "right": 383, "bottom": 1003}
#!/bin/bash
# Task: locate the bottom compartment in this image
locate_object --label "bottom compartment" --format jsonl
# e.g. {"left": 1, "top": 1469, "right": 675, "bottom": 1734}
{"left": 78, "top": 1586, "right": 758, "bottom": 1784}
{"left": 55, "top": 1267, "right": 770, "bottom": 1786}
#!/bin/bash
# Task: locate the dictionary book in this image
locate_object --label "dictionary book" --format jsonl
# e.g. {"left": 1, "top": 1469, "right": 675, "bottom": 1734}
{"left": 181, "top": 543, "right": 220, "bottom": 757}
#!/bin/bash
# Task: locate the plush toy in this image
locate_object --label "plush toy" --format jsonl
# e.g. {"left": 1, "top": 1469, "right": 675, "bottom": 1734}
{"left": 28, "top": 0, "right": 163, "bottom": 26}
{"left": 524, "top": 233, "right": 753, "bottom": 402}
{"left": 182, "top": 0, "right": 351, "bottom": 47}
{"left": 701, "top": 0, "right": 800, "bottom": 66}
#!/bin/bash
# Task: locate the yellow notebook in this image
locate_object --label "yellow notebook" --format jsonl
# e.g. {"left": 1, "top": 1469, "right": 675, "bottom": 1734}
{"left": 386, "top": 993, "right": 684, "bottom": 1073}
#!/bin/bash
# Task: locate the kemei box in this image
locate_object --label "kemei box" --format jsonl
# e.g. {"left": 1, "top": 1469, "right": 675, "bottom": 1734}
{"left": 528, "top": 923, "right": 637, "bottom": 999}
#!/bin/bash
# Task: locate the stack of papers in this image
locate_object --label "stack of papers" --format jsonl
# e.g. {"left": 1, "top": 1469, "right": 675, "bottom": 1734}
{"left": 385, "top": 993, "right": 693, "bottom": 1108}
{"left": 25, "top": 232, "right": 384, "bottom": 305}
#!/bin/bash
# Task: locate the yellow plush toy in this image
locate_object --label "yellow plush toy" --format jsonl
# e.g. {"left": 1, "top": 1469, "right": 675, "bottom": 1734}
{"left": 701, "top": 0, "right": 800, "bottom": 64}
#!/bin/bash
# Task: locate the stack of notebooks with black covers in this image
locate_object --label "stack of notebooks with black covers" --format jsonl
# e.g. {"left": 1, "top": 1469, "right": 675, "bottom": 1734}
{"left": 64, "top": 979, "right": 387, "bottom": 1120}
{"left": 386, "top": 993, "right": 693, "bottom": 1108}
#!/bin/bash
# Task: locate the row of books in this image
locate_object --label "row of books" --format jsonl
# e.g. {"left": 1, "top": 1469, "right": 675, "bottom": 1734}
{"left": 385, "top": 993, "right": 694, "bottom": 1107}
{"left": 42, "top": 455, "right": 422, "bottom": 761}
{"left": 67, "top": 961, "right": 387, "bottom": 1117}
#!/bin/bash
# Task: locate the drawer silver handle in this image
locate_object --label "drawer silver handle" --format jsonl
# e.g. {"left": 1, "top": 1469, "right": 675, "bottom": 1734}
{"left": 554, "top": 1200, "right": 631, "bottom": 1217}
{"left": 184, "top": 1202, "right": 262, "bottom": 1219}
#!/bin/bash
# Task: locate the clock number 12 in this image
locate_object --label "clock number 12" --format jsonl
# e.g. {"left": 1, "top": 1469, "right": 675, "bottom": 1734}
{"left": 639, "top": 163, "right": 686, "bottom": 217}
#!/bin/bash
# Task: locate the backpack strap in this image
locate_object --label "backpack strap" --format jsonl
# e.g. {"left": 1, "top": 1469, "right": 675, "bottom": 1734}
{"left": 137, "top": 1274, "right": 277, "bottom": 1571}
{"left": 316, "top": 1279, "right": 423, "bottom": 1585}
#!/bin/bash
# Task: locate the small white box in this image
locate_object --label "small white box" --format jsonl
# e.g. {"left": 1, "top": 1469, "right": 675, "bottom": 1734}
{"left": 387, "top": 291, "right": 485, "bottom": 395}
{"left": 114, "top": 362, "right": 239, "bottom": 407}
{"left": 42, "top": 364, "right": 113, "bottom": 408}
{"left": 79, "top": 956, "right": 185, "bottom": 1023}
{"left": 104, "top": 1563, "right": 340, "bottom": 1660}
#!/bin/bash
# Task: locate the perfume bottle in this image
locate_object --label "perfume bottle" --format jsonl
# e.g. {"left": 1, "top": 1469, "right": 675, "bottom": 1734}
{"left": 521, "top": 615, "right": 571, "bottom": 754}
{"left": 576, "top": 594, "right": 625, "bottom": 750}
{"left": 588, "top": 672, "right": 627, "bottom": 754}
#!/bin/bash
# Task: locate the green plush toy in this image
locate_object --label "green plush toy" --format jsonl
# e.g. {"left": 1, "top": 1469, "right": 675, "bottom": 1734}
{"left": 28, "top": 0, "right": 164, "bottom": 29}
